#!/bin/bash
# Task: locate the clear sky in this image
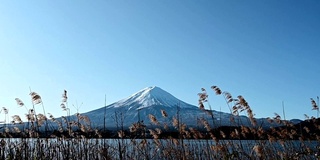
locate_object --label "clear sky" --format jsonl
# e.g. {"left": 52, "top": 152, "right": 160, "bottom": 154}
{"left": 0, "top": 1, "right": 319, "bottom": 122}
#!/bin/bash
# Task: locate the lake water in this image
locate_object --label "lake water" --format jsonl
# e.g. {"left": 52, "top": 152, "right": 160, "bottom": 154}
{"left": 0, "top": 138, "right": 319, "bottom": 159}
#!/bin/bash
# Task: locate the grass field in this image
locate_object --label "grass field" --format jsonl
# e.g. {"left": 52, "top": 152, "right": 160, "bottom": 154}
{"left": 0, "top": 86, "right": 319, "bottom": 159}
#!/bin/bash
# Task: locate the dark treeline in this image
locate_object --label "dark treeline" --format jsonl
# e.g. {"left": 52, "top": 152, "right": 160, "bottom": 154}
{"left": 1, "top": 118, "right": 319, "bottom": 140}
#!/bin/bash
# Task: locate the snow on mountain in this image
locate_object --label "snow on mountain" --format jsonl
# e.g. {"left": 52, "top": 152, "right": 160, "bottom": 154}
{"left": 82, "top": 86, "right": 257, "bottom": 129}
{"left": 2, "top": 86, "right": 300, "bottom": 132}
{"left": 83, "top": 86, "right": 209, "bottom": 128}
{"left": 110, "top": 86, "right": 195, "bottom": 109}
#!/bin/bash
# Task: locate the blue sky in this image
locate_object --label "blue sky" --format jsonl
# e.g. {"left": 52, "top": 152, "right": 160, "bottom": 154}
{"left": 0, "top": 1, "right": 319, "bottom": 121}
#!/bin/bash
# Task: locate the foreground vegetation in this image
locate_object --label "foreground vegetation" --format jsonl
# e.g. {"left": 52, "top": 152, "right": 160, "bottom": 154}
{"left": 0, "top": 86, "right": 319, "bottom": 159}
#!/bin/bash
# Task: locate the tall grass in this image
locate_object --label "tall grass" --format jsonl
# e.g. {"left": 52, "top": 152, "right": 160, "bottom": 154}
{"left": 0, "top": 86, "right": 319, "bottom": 160}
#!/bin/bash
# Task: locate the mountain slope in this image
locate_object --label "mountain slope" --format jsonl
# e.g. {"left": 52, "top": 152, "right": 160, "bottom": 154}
{"left": 82, "top": 86, "right": 260, "bottom": 129}
{"left": 106, "top": 86, "right": 196, "bottom": 109}
{"left": 2, "top": 86, "right": 302, "bottom": 133}
{"left": 83, "top": 86, "right": 211, "bottom": 128}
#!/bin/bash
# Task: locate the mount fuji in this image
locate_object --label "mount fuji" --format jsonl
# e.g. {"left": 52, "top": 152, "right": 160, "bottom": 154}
{"left": 3, "top": 86, "right": 300, "bottom": 133}
{"left": 3, "top": 86, "right": 236, "bottom": 132}
{"left": 81, "top": 86, "right": 264, "bottom": 129}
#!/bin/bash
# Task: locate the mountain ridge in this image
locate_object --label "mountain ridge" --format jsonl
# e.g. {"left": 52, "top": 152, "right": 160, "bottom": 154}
{"left": 1, "top": 86, "right": 303, "bottom": 133}
{"left": 106, "top": 86, "right": 196, "bottom": 110}
{"left": 81, "top": 86, "right": 299, "bottom": 129}
{"left": 83, "top": 86, "right": 208, "bottom": 128}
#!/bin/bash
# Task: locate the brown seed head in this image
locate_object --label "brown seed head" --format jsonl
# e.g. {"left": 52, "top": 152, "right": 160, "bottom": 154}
{"left": 15, "top": 98, "right": 24, "bottom": 107}
{"left": 148, "top": 114, "right": 159, "bottom": 125}
{"left": 62, "top": 90, "right": 68, "bottom": 102}
{"left": 311, "top": 98, "right": 319, "bottom": 110}
{"left": 30, "top": 92, "right": 42, "bottom": 104}
{"left": 161, "top": 110, "right": 168, "bottom": 118}
{"left": 211, "top": 86, "right": 222, "bottom": 95}
{"left": 253, "top": 145, "right": 263, "bottom": 157}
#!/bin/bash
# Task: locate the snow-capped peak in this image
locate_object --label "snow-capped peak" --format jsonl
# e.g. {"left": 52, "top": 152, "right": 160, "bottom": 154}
{"left": 110, "top": 86, "right": 194, "bottom": 109}
{"left": 81, "top": 86, "right": 297, "bottom": 129}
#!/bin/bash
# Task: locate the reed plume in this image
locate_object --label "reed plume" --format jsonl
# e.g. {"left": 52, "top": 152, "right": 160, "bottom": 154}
{"left": 148, "top": 114, "right": 159, "bottom": 125}
{"left": 29, "top": 92, "right": 42, "bottom": 105}
{"left": 161, "top": 110, "right": 168, "bottom": 118}
{"left": 62, "top": 90, "right": 68, "bottom": 103}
